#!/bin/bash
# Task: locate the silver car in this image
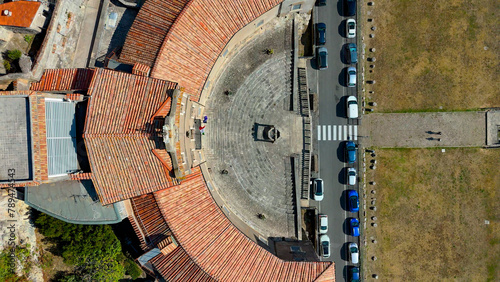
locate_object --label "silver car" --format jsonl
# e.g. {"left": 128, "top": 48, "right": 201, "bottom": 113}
{"left": 317, "top": 47, "right": 328, "bottom": 70}
{"left": 347, "top": 66, "right": 356, "bottom": 87}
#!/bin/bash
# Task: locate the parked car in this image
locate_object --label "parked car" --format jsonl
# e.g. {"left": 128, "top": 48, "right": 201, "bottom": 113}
{"left": 345, "top": 0, "right": 356, "bottom": 16}
{"left": 317, "top": 0, "right": 327, "bottom": 6}
{"left": 346, "top": 19, "right": 356, "bottom": 38}
{"left": 347, "top": 189, "right": 359, "bottom": 212}
{"left": 348, "top": 242, "right": 359, "bottom": 264}
{"left": 317, "top": 47, "right": 328, "bottom": 70}
{"left": 346, "top": 95, "right": 358, "bottom": 118}
{"left": 346, "top": 141, "right": 357, "bottom": 163}
{"left": 345, "top": 43, "right": 358, "bottom": 64}
{"left": 319, "top": 214, "right": 328, "bottom": 234}
{"left": 320, "top": 234, "right": 330, "bottom": 258}
{"left": 349, "top": 217, "right": 360, "bottom": 237}
{"left": 313, "top": 178, "right": 324, "bottom": 201}
{"left": 349, "top": 266, "right": 360, "bottom": 282}
{"left": 347, "top": 167, "right": 357, "bottom": 185}
{"left": 346, "top": 66, "right": 356, "bottom": 87}
{"left": 317, "top": 23, "right": 326, "bottom": 45}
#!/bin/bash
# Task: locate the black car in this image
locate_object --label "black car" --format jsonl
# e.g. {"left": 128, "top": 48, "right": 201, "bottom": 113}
{"left": 345, "top": 0, "right": 356, "bottom": 16}
{"left": 345, "top": 43, "right": 357, "bottom": 64}
{"left": 317, "top": 23, "right": 326, "bottom": 45}
{"left": 317, "top": 0, "right": 327, "bottom": 6}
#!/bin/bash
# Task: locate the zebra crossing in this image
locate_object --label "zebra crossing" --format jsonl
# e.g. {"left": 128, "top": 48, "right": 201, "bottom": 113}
{"left": 317, "top": 125, "right": 358, "bottom": 141}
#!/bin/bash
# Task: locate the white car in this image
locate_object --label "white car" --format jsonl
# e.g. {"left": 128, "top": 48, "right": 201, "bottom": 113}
{"left": 346, "top": 95, "right": 358, "bottom": 118}
{"left": 320, "top": 235, "right": 331, "bottom": 258}
{"left": 346, "top": 19, "right": 356, "bottom": 38}
{"left": 347, "top": 168, "right": 356, "bottom": 185}
{"left": 319, "top": 214, "right": 328, "bottom": 234}
{"left": 313, "top": 178, "right": 324, "bottom": 201}
{"left": 349, "top": 242, "right": 359, "bottom": 264}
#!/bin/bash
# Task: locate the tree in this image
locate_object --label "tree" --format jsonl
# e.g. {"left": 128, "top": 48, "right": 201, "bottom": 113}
{"left": 34, "top": 213, "right": 127, "bottom": 281}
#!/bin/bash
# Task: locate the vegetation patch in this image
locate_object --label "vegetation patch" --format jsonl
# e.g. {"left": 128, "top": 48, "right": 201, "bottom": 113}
{"left": 363, "top": 0, "right": 499, "bottom": 111}
{"left": 34, "top": 212, "right": 142, "bottom": 281}
{"left": 363, "top": 148, "right": 500, "bottom": 281}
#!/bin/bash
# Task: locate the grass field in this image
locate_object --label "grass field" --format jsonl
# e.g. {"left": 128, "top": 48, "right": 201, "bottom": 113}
{"left": 363, "top": 0, "right": 499, "bottom": 111}
{"left": 363, "top": 148, "right": 500, "bottom": 281}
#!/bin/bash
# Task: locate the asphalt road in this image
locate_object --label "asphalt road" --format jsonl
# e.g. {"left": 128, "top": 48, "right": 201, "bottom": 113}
{"left": 308, "top": 1, "right": 360, "bottom": 282}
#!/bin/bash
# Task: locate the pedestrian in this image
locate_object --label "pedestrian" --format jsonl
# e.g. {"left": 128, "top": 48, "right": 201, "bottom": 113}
{"left": 436, "top": 131, "right": 442, "bottom": 135}
{"left": 437, "top": 138, "right": 441, "bottom": 142}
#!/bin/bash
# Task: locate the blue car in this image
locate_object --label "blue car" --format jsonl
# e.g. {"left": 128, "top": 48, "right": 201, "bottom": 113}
{"left": 317, "top": 23, "right": 326, "bottom": 45}
{"left": 345, "top": 43, "right": 357, "bottom": 64}
{"left": 349, "top": 266, "right": 360, "bottom": 282}
{"left": 347, "top": 190, "right": 359, "bottom": 212}
{"left": 345, "top": 0, "right": 356, "bottom": 16}
{"left": 349, "top": 218, "right": 360, "bottom": 236}
{"left": 346, "top": 141, "right": 357, "bottom": 163}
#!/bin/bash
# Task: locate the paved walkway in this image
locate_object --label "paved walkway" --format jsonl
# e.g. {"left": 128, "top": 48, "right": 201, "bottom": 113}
{"left": 360, "top": 111, "right": 486, "bottom": 148}
{"left": 204, "top": 18, "right": 300, "bottom": 238}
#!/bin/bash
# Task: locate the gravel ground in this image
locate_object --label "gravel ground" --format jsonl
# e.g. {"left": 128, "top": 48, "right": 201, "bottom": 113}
{"left": 0, "top": 189, "right": 43, "bottom": 281}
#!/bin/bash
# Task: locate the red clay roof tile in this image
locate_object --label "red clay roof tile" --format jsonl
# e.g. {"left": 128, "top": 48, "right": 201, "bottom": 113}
{"left": 150, "top": 247, "right": 214, "bottom": 282}
{"left": 0, "top": 1, "right": 40, "bottom": 28}
{"left": 131, "top": 193, "right": 171, "bottom": 249}
{"left": 151, "top": 0, "right": 282, "bottom": 101}
{"left": 30, "top": 69, "right": 95, "bottom": 91}
{"left": 153, "top": 167, "right": 334, "bottom": 281}
{"left": 119, "top": 0, "right": 190, "bottom": 67}
{"left": 83, "top": 69, "right": 178, "bottom": 205}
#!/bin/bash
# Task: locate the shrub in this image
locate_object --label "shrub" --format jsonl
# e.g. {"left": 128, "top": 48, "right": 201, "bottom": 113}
{"left": 7, "top": 49, "right": 22, "bottom": 61}
{"left": 123, "top": 257, "right": 142, "bottom": 279}
{"left": 3, "top": 60, "right": 10, "bottom": 71}
{"left": 24, "top": 35, "right": 34, "bottom": 43}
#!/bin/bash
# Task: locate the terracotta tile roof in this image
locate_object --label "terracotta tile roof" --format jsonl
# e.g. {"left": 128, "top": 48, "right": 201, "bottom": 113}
{"left": 149, "top": 97, "right": 171, "bottom": 122}
{"left": 30, "top": 92, "right": 48, "bottom": 182}
{"left": 151, "top": 0, "right": 282, "bottom": 101}
{"left": 84, "top": 69, "right": 179, "bottom": 205}
{"left": 69, "top": 172, "right": 92, "bottom": 181}
{"left": 0, "top": 1, "right": 41, "bottom": 28}
{"left": 132, "top": 63, "right": 151, "bottom": 77}
{"left": 128, "top": 215, "right": 147, "bottom": 248}
{"left": 119, "top": 0, "right": 190, "bottom": 67}
{"left": 30, "top": 69, "right": 95, "bottom": 91}
{"left": 154, "top": 167, "right": 335, "bottom": 282}
{"left": 130, "top": 193, "right": 171, "bottom": 249}
{"left": 150, "top": 247, "right": 214, "bottom": 282}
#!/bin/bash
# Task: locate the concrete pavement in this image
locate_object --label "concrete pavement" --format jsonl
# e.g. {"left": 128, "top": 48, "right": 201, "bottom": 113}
{"left": 72, "top": 0, "right": 102, "bottom": 68}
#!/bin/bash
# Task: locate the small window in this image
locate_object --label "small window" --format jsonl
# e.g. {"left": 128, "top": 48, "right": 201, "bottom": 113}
{"left": 290, "top": 246, "right": 302, "bottom": 253}
{"left": 292, "top": 4, "right": 302, "bottom": 10}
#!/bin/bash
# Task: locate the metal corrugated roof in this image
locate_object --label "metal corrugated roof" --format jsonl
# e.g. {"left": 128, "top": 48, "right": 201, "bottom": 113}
{"left": 45, "top": 100, "right": 78, "bottom": 176}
